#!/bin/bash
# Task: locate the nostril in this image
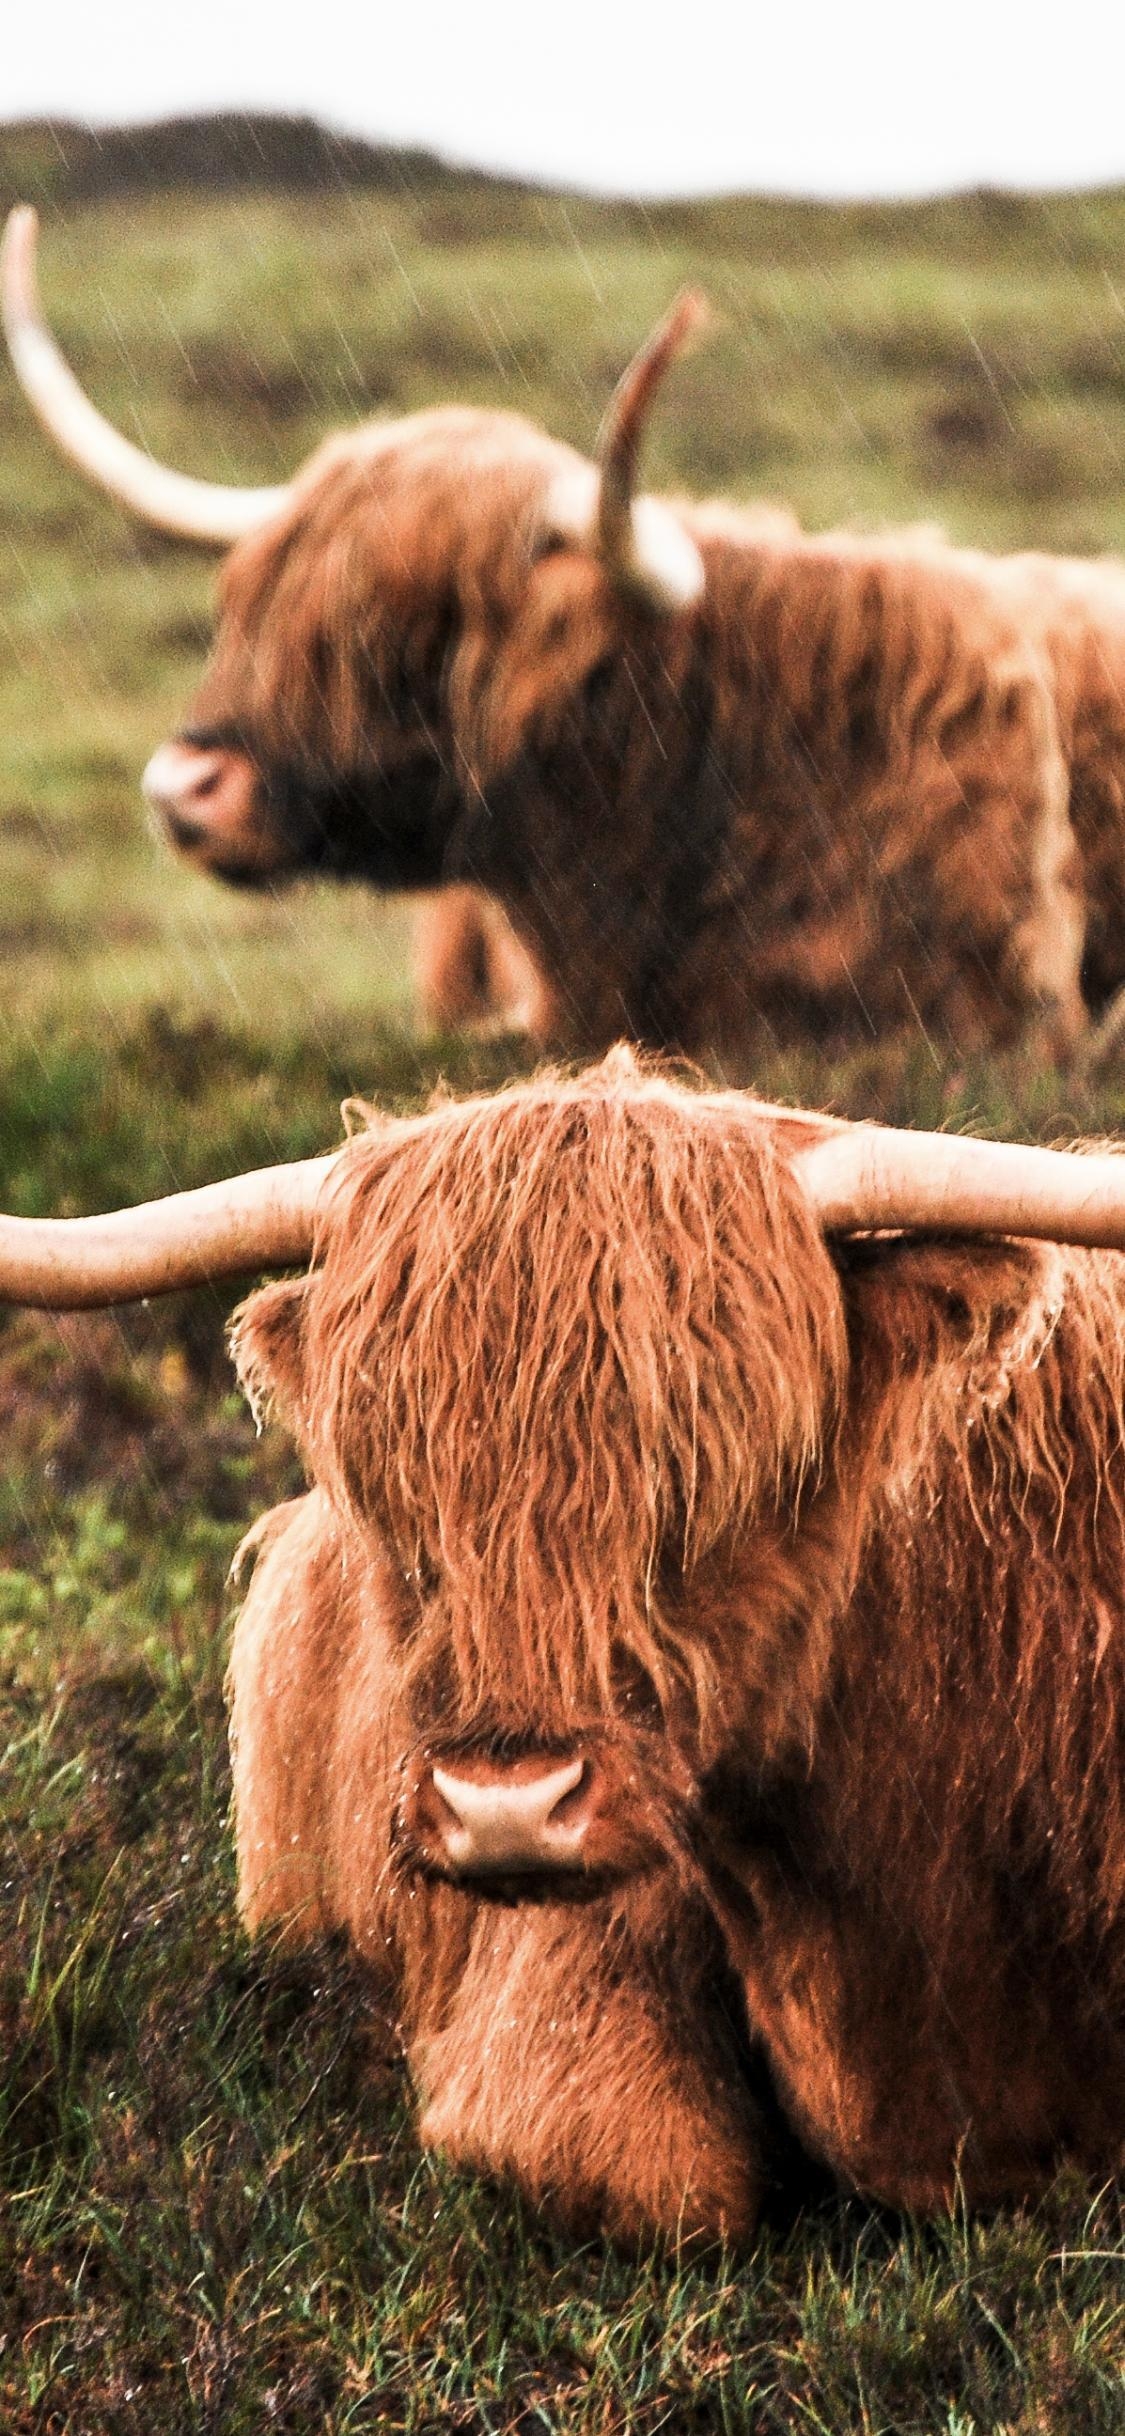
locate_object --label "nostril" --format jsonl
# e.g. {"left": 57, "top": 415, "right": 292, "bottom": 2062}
{"left": 545, "top": 1763, "right": 589, "bottom": 1828}
{"left": 431, "top": 1775, "right": 464, "bottom": 1834}
{"left": 160, "top": 806, "right": 207, "bottom": 851}
{"left": 142, "top": 744, "right": 228, "bottom": 825}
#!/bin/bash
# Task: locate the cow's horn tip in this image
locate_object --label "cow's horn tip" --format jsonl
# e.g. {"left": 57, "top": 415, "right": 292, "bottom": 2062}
{"left": 2, "top": 204, "right": 38, "bottom": 286}
{"left": 676, "top": 286, "right": 712, "bottom": 333}
{"left": 3, "top": 203, "right": 38, "bottom": 241}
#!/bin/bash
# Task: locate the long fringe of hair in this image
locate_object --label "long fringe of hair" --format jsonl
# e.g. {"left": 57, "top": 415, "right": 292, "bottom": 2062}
{"left": 259, "top": 1057, "right": 848, "bottom": 1730}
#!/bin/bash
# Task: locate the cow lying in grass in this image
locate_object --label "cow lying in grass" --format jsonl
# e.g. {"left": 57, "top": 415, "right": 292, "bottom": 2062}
{"left": 4, "top": 1054, "right": 1125, "bottom": 2243}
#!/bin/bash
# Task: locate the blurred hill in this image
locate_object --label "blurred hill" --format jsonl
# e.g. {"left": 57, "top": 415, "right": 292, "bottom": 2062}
{"left": 5, "top": 109, "right": 1125, "bottom": 259}
{"left": 0, "top": 112, "right": 492, "bottom": 208}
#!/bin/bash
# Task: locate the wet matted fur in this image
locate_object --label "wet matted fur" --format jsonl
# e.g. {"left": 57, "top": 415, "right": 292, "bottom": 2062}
{"left": 226, "top": 1055, "right": 1125, "bottom": 2245}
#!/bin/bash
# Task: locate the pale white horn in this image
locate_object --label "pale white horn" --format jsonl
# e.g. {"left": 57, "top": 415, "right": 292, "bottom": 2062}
{"left": 2, "top": 206, "right": 291, "bottom": 544}
{"left": 0, "top": 1153, "right": 341, "bottom": 1309}
{"left": 796, "top": 1125, "right": 1125, "bottom": 1251}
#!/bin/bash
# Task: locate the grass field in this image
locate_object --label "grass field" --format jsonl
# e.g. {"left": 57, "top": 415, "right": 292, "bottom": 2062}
{"left": 1, "top": 128, "right": 1125, "bottom": 2430}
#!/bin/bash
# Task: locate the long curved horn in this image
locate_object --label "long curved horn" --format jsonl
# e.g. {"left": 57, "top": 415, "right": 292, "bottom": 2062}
{"left": 595, "top": 289, "right": 710, "bottom": 611}
{"left": 597, "top": 291, "right": 709, "bottom": 552}
{"left": 0, "top": 1153, "right": 341, "bottom": 1310}
{"left": 2, "top": 206, "right": 291, "bottom": 545}
{"left": 544, "top": 292, "right": 710, "bottom": 613}
{"left": 795, "top": 1125, "right": 1125, "bottom": 1251}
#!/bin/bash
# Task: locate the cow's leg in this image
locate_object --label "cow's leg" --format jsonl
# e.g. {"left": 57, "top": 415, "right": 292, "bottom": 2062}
{"left": 1074, "top": 977, "right": 1125, "bottom": 1077}
{"left": 227, "top": 1491, "right": 403, "bottom": 1960}
{"left": 409, "top": 1890, "right": 761, "bottom": 2247}
{"left": 412, "top": 887, "right": 560, "bottom": 1040}
{"left": 413, "top": 887, "right": 494, "bottom": 1030}
{"left": 479, "top": 899, "right": 567, "bottom": 1043}
{"left": 999, "top": 731, "right": 1087, "bottom": 1064}
{"left": 930, "top": 658, "right": 1087, "bottom": 1061}
{"left": 226, "top": 1494, "right": 340, "bottom": 1941}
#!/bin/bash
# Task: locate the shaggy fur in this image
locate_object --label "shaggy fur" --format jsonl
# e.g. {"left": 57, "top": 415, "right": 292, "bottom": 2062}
{"left": 166, "top": 400, "right": 1108, "bottom": 1062}
{"left": 227, "top": 1055, "right": 1125, "bottom": 2244}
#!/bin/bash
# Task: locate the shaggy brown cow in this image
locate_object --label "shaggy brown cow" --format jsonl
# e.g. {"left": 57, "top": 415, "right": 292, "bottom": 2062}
{"left": 5, "top": 205, "right": 1103, "bottom": 1066}
{"left": 6, "top": 1052, "right": 1125, "bottom": 2244}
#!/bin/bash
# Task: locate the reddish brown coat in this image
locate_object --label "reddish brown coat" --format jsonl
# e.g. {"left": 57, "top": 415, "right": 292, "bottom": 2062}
{"left": 226, "top": 1059, "right": 1125, "bottom": 2243}
{"left": 163, "top": 409, "right": 1111, "bottom": 1063}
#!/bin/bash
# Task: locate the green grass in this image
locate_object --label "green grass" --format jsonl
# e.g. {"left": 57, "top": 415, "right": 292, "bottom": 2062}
{"left": 2, "top": 144, "right": 1125, "bottom": 2428}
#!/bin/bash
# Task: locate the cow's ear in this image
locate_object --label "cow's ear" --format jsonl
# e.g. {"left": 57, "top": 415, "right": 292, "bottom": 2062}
{"left": 230, "top": 1274, "right": 312, "bottom": 1435}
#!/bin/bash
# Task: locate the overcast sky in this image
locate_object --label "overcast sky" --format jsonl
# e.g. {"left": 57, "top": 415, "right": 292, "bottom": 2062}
{"left": 6, "top": 0, "right": 1125, "bottom": 199}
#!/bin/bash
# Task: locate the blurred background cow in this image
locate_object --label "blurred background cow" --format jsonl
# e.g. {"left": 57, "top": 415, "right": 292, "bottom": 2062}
{"left": 7, "top": 207, "right": 1120, "bottom": 1068}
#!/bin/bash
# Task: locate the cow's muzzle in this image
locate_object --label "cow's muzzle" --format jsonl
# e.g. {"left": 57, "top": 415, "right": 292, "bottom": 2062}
{"left": 143, "top": 738, "right": 290, "bottom": 882}
{"left": 398, "top": 1744, "right": 669, "bottom": 1892}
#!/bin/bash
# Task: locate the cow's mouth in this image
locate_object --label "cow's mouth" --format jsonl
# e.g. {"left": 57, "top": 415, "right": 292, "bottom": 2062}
{"left": 145, "top": 726, "right": 457, "bottom": 892}
{"left": 395, "top": 1740, "right": 676, "bottom": 1896}
{"left": 143, "top": 737, "right": 296, "bottom": 883}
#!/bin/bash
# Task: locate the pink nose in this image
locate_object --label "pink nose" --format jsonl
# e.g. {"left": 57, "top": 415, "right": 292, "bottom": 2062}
{"left": 142, "top": 739, "right": 277, "bottom": 874}
{"left": 408, "top": 1751, "right": 597, "bottom": 1879}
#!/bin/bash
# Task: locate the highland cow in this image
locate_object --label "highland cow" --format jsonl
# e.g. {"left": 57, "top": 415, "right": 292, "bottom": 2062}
{"left": 6, "top": 205, "right": 1113, "bottom": 1065}
{"left": 5, "top": 1054, "right": 1125, "bottom": 2244}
